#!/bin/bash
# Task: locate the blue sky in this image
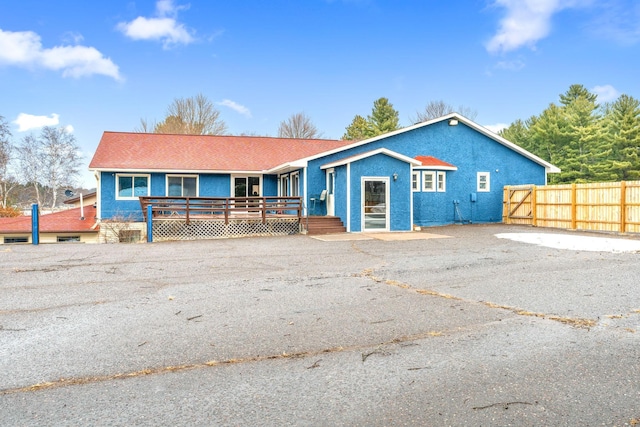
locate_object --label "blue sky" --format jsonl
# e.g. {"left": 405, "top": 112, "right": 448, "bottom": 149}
{"left": 1, "top": 0, "right": 639, "bottom": 187}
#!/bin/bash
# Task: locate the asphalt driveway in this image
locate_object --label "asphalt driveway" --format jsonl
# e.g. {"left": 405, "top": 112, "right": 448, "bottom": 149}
{"left": 1, "top": 224, "right": 639, "bottom": 426}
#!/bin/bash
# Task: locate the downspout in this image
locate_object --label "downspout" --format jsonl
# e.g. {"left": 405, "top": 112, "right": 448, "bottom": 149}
{"left": 94, "top": 171, "right": 101, "bottom": 221}
{"left": 80, "top": 192, "right": 84, "bottom": 220}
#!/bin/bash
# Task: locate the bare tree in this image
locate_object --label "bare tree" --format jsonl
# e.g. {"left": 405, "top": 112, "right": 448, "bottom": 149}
{"left": 0, "top": 115, "right": 18, "bottom": 208}
{"left": 17, "top": 134, "right": 44, "bottom": 206}
{"left": 152, "top": 94, "right": 228, "bottom": 135}
{"left": 133, "top": 118, "right": 158, "bottom": 133}
{"left": 17, "top": 127, "right": 82, "bottom": 208}
{"left": 412, "top": 100, "right": 478, "bottom": 123}
{"left": 277, "top": 112, "right": 322, "bottom": 139}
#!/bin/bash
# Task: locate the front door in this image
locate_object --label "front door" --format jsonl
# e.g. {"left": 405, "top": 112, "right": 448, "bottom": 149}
{"left": 362, "top": 178, "right": 389, "bottom": 231}
{"left": 234, "top": 176, "right": 260, "bottom": 197}
{"left": 326, "top": 169, "right": 335, "bottom": 216}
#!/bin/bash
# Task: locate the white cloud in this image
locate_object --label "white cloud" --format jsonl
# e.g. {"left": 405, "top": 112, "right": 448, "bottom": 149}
{"left": 591, "top": 84, "right": 620, "bottom": 102}
{"left": 218, "top": 99, "right": 252, "bottom": 118}
{"left": 117, "top": 0, "right": 195, "bottom": 49}
{"left": 486, "top": 0, "right": 591, "bottom": 54}
{"left": 13, "top": 113, "right": 60, "bottom": 132}
{"left": 494, "top": 59, "right": 525, "bottom": 71}
{"left": 484, "top": 123, "right": 509, "bottom": 134}
{"left": 0, "top": 29, "right": 121, "bottom": 80}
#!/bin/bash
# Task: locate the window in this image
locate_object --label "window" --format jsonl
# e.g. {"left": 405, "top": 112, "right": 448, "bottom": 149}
{"left": 234, "top": 176, "right": 260, "bottom": 197}
{"left": 477, "top": 172, "right": 490, "bottom": 192}
{"left": 117, "top": 174, "right": 149, "bottom": 199}
{"left": 57, "top": 236, "right": 80, "bottom": 243}
{"left": 411, "top": 172, "right": 420, "bottom": 192}
{"left": 4, "top": 236, "right": 28, "bottom": 244}
{"left": 437, "top": 172, "right": 446, "bottom": 192}
{"left": 422, "top": 171, "right": 436, "bottom": 192}
{"left": 280, "top": 175, "right": 290, "bottom": 196}
{"left": 167, "top": 175, "right": 198, "bottom": 197}
{"left": 290, "top": 172, "right": 300, "bottom": 197}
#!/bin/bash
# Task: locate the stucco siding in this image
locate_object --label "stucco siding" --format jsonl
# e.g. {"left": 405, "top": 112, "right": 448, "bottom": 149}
{"left": 331, "top": 154, "right": 412, "bottom": 232}
{"left": 200, "top": 174, "right": 231, "bottom": 197}
{"left": 310, "top": 121, "right": 547, "bottom": 227}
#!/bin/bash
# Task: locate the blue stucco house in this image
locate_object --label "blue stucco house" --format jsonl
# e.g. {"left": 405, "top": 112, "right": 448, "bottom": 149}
{"left": 89, "top": 113, "right": 559, "bottom": 234}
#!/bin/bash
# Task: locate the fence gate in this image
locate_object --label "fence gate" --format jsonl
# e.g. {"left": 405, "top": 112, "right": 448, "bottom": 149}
{"left": 503, "top": 185, "right": 534, "bottom": 225}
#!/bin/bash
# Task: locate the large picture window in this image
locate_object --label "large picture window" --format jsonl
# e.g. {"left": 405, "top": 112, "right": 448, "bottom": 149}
{"left": 167, "top": 175, "right": 198, "bottom": 197}
{"left": 117, "top": 174, "right": 149, "bottom": 199}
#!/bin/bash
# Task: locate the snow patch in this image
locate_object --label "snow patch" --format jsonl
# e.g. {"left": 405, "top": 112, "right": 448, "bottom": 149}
{"left": 495, "top": 233, "right": 640, "bottom": 253}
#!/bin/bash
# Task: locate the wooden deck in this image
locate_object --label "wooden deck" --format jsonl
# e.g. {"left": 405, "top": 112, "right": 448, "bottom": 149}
{"left": 139, "top": 196, "right": 303, "bottom": 225}
{"left": 139, "top": 196, "right": 304, "bottom": 241}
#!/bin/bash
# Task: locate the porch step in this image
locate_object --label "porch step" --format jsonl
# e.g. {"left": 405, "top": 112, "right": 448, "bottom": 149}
{"left": 304, "top": 216, "right": 346, "bottom": 235}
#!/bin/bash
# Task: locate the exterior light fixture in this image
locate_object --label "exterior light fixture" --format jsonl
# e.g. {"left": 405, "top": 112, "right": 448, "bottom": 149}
{"left": 393, "top": 173, "right": 398, "bottom": 181}
{"left": 449, "top": 119, "right": 459, "bottom": 126}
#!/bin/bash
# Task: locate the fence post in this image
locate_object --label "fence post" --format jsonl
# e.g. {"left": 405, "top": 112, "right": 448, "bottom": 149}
{"left": 31, "top": 204, "right": 39, "bottom": 245}
{"left": 620, "top": 181, "right": 627, "bottom": 233}
{"left": 571, "top": 183, "right": 577, "bottom": 230}
{"left": 532, "top": 185, "right": 537, "bottom": 227}
{"left": 147, "top": 204, "right": 153, "bottom": 243}
{"left": 503, "top": 186, "right": 509, "bottom": 224}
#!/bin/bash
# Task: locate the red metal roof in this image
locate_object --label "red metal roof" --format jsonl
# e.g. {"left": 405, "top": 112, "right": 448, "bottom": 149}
{"left": 0, "top": 205, "right": 99, "bottom": 234}
{"left": 89, "top": 132, "right": 354, "bottom": 171}
{"left": 414, "top": 155, "right": 457, "bottom": 169}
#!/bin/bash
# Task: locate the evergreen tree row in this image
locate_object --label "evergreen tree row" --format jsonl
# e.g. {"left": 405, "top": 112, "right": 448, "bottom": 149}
{"left": 500, "top": 84, "right": 640, "bottom": 184}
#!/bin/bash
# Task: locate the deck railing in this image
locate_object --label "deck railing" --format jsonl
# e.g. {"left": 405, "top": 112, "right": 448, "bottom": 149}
{"left": 139, "top": 196, "right": 303, "bottom": 225}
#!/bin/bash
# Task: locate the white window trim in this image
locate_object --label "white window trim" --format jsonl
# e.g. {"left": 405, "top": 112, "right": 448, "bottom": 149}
{"left": 115, "top": 173, "right": 150, "bottom": 200}
{"left": 290, "top": 171, "right": 300, "bottom": 197}
{"left": 231, "top": 175, "right": 262, "bottom": 197}
{"left": 437, "top": 171, "right": 446, "bottom": 192}
{"left": 411, "top": 171, "right": 420, "bottom": 192}
{"left": 280, "top": 174, "right": 290, "bottom": 197}
{"left": 422, "top": 171, "right": 436, "bottom": 192}
{"left": 477, "top": 172, "right": 490, "bottom": 192}
{"left": 166, "top": 174, "right": 199, "bottom": 197}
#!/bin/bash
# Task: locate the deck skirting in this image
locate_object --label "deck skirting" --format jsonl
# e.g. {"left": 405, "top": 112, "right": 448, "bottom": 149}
{"left": 151, "top": 217, "right": 301, "bottom": 241}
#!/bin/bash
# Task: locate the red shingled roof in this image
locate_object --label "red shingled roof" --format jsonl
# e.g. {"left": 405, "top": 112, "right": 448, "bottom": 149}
{"left": 0, "top": 205, "right": 99, "bottom": 234}
{"left": 415, "top": 155, "right": 457, "bottom": 169}
{"left": 89, "top": 132, "right": 354, "bottom": 171}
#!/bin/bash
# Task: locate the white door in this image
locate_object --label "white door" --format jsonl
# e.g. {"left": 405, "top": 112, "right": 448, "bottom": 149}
{"left": 362, "top": 178, "right": 389, "bottom": 231}
{"left": 326, "top": 169, "right": 335, "bottom": 216}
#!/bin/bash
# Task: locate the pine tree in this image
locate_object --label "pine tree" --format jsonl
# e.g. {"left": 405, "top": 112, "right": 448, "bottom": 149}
{"left": 343, "top": 98, "right": 400, "bottom": 140}
{"left": 343, "top": 115, "right": 373, "bottom": 141}
{"left": 605, "top": 95, "right": 640, "bottom": 180}
{"left": 368, "top": 97, "right": 400, "bottom": 136}
{"left": 559, "top": 84, "right": 597, "bottom": 106}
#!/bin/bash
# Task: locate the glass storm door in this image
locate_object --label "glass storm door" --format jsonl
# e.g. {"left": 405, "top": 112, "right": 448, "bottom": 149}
{"left": 327, "top": 170, "right": 335, "bottom": 216}
{"left": 362, "top": 178, "right": 389, "bottom": 231}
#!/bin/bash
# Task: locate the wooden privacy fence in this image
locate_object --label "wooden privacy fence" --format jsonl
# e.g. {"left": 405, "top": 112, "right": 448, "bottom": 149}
{"left": 503, "top": 181, "right": 640, "bottom": 234}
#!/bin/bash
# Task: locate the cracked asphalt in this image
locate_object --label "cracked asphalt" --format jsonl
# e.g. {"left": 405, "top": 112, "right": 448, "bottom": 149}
{"left": 1, "top": 224, "right": 639, "bottom": 426}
